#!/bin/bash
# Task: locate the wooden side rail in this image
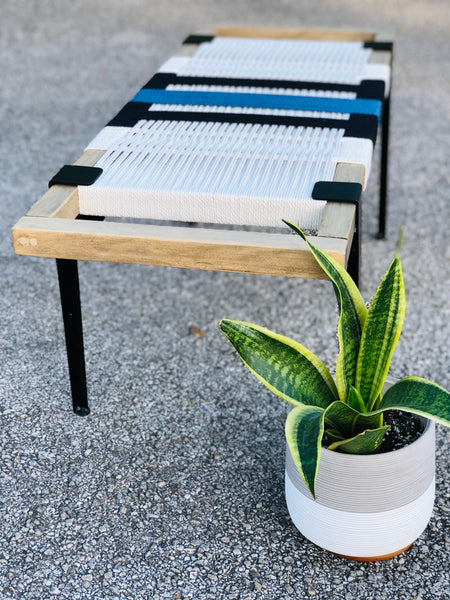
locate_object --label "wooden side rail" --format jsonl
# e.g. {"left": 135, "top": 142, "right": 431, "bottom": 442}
{"left": 12, "top": 153, "right": 357, "bottom": 279}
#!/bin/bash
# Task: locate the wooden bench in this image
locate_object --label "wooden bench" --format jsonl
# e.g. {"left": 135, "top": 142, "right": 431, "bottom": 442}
{"left": 12, "top": 28, "right": 393, "bottom": 415}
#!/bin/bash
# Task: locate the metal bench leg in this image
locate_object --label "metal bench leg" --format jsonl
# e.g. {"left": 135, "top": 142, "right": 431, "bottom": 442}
{"left": 347, "top": 214, "right": 360, "bottom": 287}
{"left": 56, "top": 258, "right": 90, "bottom": 416}
{"left": 378, "top": 92, "right": 391, "bottom": 239}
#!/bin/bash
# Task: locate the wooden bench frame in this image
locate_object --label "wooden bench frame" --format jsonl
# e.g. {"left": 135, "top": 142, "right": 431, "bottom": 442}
{"left": 12, "top": 28, "right": 392, "bottom": 415}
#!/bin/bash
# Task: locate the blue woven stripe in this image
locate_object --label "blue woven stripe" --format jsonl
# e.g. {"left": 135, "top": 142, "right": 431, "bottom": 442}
{"left": 132, "top": 89, "right": 382, "bottom": 120}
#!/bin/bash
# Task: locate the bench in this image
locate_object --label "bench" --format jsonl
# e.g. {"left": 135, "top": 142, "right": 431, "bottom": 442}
{"left": 12, "top": 27, "right": 393, "bottom": 415}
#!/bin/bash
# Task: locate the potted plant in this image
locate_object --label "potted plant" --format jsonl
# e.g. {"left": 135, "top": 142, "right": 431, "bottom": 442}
{"left": 219, "top": 222, "right": 449, "bottom": 561}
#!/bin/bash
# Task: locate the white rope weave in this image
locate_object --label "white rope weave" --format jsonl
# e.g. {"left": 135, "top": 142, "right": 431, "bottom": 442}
{"left": 179, "top": 38, "right": 371, "bottom": 83}
{"left": 158, "top": 38, "right": 390, "bottom": 92}
{"left": 86, "top": 126, "right": 130, "bottom": 151}
{"left": 82, "top": 36, "right": 385, "bottom": 225}
{"left": 80, "top": 119, "right": 360, "bottom": 228}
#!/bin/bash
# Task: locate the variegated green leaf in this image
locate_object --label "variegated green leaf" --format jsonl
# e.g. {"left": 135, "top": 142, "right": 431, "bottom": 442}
{"left": 219, "top": 319, "right": 338, "bottom": 408}
{"left": 285, "top": 404, "right": 325, "bottom": 498}
{"left": 327, "top": 426, "right": 389, "bottom": 454}
{"left": 324, "top": 400, "right": 383, "bottom": 439}
{"left": 324, "top": 429, "right": 345, "bottom": 441}
{"left": 374, "top": 376, "right": 450, "bottom": 426}
{"left": 356, "top": 257, "right": 405, "bottom": 410}
{"left": 347, "top": 386, "right": 366, "bottom": 413}
{"left": 283, "top": 221, "right": 367, "bottom": 403}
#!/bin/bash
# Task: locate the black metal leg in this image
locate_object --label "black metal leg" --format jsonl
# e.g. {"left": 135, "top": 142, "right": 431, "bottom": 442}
{"left": 347, "top": 209, "right": 360, "bottom": 287}
{"left": 378, "top": 92, "right": 391, "bottom": 239}
{"left": 56, "top": 258, "right": 90, "bottom": 416}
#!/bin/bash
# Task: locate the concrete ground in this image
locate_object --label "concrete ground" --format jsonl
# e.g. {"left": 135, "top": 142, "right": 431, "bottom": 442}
{"left": 1, "top": 1, "right": 449, "bottom": 598}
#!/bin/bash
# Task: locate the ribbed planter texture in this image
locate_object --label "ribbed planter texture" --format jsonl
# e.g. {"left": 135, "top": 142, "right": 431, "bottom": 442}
{"left": 285, "top": 418, "right": 435, "bottom": 561}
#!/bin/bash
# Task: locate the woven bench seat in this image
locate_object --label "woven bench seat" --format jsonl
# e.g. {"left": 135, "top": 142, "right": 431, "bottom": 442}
{"left": 12, "top": 27, "right": 393, "bottom": 415}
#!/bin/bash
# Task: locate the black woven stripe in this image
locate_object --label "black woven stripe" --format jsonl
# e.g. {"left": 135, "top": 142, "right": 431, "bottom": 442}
{"left": 107, "top": 105, "right": 378, "bottom": 144}
{"left": 346, "top": 114, "right": 378, "bottom": 144}
{"left": 357, "top": 80, "right": 385, "bottom": 100}
{"left": 144, "top": 72, "right": 361, "bottom": 94}
{"left": 107, "top": 102, "right": 157, "bottom": 127}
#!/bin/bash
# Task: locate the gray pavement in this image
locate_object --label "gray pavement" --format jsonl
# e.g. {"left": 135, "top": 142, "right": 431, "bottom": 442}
{"left": 1, "top": 1, "right": 449, "bottom": 598}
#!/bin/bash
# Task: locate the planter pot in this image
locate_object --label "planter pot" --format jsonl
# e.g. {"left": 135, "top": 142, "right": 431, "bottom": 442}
{"left": 285, "top": 418, "right": 435, "bottom": 561}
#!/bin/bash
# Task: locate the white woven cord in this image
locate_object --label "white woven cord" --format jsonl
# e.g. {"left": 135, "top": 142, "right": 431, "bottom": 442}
{"left": 157, "top": 56, "right": 190, "bottom": 74}
{"left": 78, "top": 118, "right": 365, "bottom": 228}
{"left": 176, "top": 37, "right": 372, "bottom": 83}
{"left": 85, "top": 126, "right": 131, "bottom": 151}
{"left": 158, "top": 38, "right": 390, "bottom": 88}
{"left": 333, "top": 137, "right": 373, "bottom": 188}
{"left": 80, "top": 37, "right": 385, "bottom": 224}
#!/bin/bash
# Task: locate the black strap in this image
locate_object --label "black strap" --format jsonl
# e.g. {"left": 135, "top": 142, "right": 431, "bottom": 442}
{"left": 143, "top": 73, "right": 385, "bottom": 100}
{"left": 357, "top": 80, "right": 385, "bottom": 100}
{"left": 363, "top": 41, "right": 393, "bottom": 52}
{"left": 49, "top": 165, "right": 103, "bottom": 187}
{"left": 312, "top": 181, "right": 362, "bottom": 203}
{"left": 183, "top": 34, "right": 215, "bottom": 44}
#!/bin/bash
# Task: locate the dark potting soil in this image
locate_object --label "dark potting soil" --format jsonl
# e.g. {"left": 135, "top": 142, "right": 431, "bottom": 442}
{"left": 378, "top": 410, "right": 425, "bottom": 453}
{"left": 323, "top": 411, "right": 425, "bottom": 454}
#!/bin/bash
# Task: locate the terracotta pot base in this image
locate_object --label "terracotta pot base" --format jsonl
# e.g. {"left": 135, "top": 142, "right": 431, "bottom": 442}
{"left": 335, "top": 542, "right": 414, "bottom": 562}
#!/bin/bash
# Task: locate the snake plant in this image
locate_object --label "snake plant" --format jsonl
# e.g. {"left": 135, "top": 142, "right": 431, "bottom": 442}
{"left": 220, "top": 222, "right": 450, "bottom": 499}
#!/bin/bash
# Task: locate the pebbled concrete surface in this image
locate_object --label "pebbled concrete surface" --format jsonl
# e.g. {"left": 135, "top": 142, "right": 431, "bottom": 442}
{"left": 1, "top": 1, "right": 449, "bottom": 598}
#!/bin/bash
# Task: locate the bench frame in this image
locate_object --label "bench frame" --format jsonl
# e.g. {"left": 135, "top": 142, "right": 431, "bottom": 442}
{"left": 12, "top": 28, "right": 392, "bottom": 415}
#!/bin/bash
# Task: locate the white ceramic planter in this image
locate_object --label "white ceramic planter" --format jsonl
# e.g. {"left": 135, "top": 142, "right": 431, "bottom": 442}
{"left": 285, "top": 418, "right": 436, "bottom": 561}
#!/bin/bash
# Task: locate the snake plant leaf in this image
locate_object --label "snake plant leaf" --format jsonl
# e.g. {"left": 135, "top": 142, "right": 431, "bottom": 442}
{"left": 347, "top": 385, "right": 366, "bottom": 413}
{"left": 324, "top": 429, "right": 346, "bottom": 441}
{"left": 324, "top": 400, "right": 383, "bottom": 439}
{"left": 356, "top": 256, "right": 405, "bottom": 410}
{"left": 375, "top": 377, "right": 450, "bottom": 426}
{"left": 327, "top": 425, "right": 390, "bottom": 454}
{"left": 219, "top": 319, "right": 338, "bottom": 408}
{"left": 285, "top": 404, "right": 325, "bottom": 498}
{"left": 283, "top": 220, "right": 367, "bottom": 403}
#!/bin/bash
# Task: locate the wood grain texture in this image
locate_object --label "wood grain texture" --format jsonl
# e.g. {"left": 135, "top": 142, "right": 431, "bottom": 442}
{"left": 213, "top": 27, "right": 376, "bottom": 42}
{"left": 26, "top": 186, "right": 79, "bottom": 219}
{"left": 12, "top": 216, "right": 349, "bottom": 279}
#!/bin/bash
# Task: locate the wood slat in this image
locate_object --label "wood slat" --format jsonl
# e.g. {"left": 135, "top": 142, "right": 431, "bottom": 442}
{"left": 368, "top": 50, "right": 392, "bottom": 66}
{"left": 12, "top": 217, "right": 348, "bottom": 279}
{"left": 213, "top": 27, "right": 376, "bottom": 42}
{"left": 26, "top": 186, "right": 79, "bottom": 219}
